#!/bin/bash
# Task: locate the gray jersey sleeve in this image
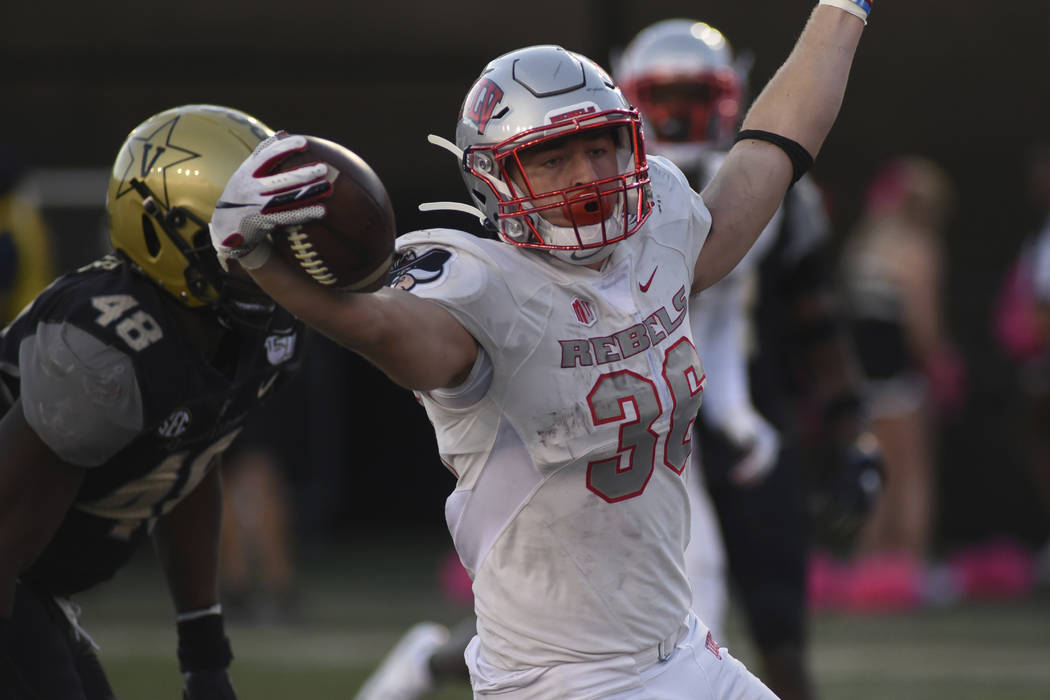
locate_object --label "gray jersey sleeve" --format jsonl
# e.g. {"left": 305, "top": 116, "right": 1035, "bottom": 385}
{"left": 19, "top": 321, "right": 144, "bottom": 467}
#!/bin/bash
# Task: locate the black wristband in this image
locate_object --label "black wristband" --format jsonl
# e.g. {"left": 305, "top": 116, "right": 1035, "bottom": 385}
{"left": 177, "top": 614, "right": 233, "bottom": 672}
{"left": 734, "top": 129, "right": 814, "bottom": 183}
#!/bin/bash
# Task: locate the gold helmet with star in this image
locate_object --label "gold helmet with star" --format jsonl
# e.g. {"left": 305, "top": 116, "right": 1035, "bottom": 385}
{"left": 106, "top": 104, "right": 274, "bottom": 309}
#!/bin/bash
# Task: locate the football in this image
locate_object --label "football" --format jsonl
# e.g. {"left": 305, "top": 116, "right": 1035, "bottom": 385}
{"left": 271, "top": 136, "right": 396, "bottom": 292}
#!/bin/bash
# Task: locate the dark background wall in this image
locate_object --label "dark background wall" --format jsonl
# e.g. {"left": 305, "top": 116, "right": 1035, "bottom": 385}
{"left": 4, "top": 0, "right": 1049, "bottom": 549}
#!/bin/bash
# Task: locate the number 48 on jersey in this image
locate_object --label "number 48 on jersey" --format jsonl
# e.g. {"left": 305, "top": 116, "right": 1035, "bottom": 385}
{"left": 92, "top": 295, "right": 164, "bottom": 351}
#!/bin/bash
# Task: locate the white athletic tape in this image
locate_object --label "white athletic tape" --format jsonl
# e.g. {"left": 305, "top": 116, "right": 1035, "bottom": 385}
{"left": 818, "top": 0, "right": 871, "bottom": 24}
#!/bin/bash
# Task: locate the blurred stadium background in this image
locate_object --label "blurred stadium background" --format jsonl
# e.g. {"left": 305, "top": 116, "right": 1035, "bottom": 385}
{"left": 4, "top": 0, "right": 1050, "bottom": 696}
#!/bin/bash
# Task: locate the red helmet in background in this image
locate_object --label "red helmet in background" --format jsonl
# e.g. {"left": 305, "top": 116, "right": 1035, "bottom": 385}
{"left": 617, "top": 19, "right": 745, "bottom": 166}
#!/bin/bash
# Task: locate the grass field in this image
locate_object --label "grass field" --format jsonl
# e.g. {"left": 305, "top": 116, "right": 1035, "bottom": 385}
{"left": 77, "top": 532, "right": 1050, "bottom": 700}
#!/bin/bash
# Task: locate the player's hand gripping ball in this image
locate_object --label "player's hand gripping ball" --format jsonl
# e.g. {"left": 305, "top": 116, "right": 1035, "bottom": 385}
{"left": 210, "top": 133, "right": 396, "bottom": 292}
{"left": 271, "top": 136, "right": 396, "bottom": 292}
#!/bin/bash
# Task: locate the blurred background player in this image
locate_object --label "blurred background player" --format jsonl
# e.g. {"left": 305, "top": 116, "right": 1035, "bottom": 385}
{"left": 615, "top": 22, "right": 749, "bottom": 649}
{"left": 990, "top": 142, "right": 1050, "bottom": 588}
{"left": 616, "top": 18, "right": 882, "bottom": 700}
{"left": 837, "top": 156, "right": 964, "bottom": 608}
{"left": 0, "top": 104, "right": 303, "bottom": 699}
{"left": 0, "top": 144, "right": 55, "bottom": 325}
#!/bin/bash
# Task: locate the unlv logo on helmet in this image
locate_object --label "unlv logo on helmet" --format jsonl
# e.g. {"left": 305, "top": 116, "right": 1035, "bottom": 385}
{"left": 464, "top": 78, "right": 505, "bottom": 135}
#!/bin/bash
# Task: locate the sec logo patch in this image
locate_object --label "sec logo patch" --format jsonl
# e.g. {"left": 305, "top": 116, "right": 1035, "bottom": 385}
{"left": 158, "top": 408, "right": 192, "bottom": 438}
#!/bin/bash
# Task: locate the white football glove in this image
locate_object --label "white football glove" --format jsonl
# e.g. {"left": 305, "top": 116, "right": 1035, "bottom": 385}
{"left": 209, "top": 133, "right": 331, "bottom": 270}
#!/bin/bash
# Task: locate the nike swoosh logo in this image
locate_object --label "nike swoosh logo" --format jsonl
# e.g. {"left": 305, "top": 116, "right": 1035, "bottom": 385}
{"left": 639, "top": 267, "right": 658, "bottom": 292}
{"left": 215, "top": 201, "right": 254, "bottom": 209}
{"left": 258, "top": 373, "right": 279, "bottom": 398}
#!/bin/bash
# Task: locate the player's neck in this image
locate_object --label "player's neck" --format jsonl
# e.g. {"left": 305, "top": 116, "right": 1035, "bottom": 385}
{"left": 161, "top": 295, "right": 230, "bottom": 365}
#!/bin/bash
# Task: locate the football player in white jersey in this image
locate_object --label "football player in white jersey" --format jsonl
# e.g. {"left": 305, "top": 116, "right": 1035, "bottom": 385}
{"left": 211, "top": 3, "right": 872, "bottom": 697}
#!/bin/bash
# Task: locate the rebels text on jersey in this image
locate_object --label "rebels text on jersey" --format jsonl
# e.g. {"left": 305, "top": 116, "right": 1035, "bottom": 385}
{"left": 390, "top": 156, "right": 711, "bottom": 672}
{"left": 0, "top": 256, "right": 301, "bottom": 595}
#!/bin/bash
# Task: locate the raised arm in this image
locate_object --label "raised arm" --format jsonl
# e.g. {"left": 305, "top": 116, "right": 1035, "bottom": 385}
{"left": 695, "top": 3, "right": 867, "bottom": 292}
{"left": 209, "top": 134, "right": 477, "bottom": 392}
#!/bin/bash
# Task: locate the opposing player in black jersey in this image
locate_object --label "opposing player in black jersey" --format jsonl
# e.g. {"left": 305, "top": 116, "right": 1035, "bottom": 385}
{"left": 0, "top": 104, "right": 303, "bottom": 700}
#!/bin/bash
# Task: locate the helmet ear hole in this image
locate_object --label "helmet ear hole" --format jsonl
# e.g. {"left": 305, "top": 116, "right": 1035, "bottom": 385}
{"left": 141, "top": 214, "right": 162, "bottom": 257}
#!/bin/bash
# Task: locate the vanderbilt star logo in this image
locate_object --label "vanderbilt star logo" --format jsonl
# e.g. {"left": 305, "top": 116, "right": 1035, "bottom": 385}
{"left": 114, "top": 115, "right": 201, "bottom": 208}
{"left": 639, "top": 267, "right": 658, "bottom": 293}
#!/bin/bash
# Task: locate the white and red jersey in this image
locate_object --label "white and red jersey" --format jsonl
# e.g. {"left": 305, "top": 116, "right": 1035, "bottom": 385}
{"left": 391, "top": 156, "right": 710, "bottom": 671}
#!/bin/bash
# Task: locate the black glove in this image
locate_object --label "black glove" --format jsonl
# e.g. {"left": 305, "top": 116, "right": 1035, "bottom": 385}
{"left": 183, "top": 669, "right": 237, "bottom": 700}
{"left": 810, "top": 431, "right": 884, "bottom": 552}
{"left": 177, "top": 613, "right": 236, "bottom": 700}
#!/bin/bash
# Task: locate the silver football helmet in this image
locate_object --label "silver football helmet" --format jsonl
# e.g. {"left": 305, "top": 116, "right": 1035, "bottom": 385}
{"left": 617, "top": 20, "right": 745, "bottom": 167}
{"left": 444, "top": 45, "right": 652, "bottom": 265}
